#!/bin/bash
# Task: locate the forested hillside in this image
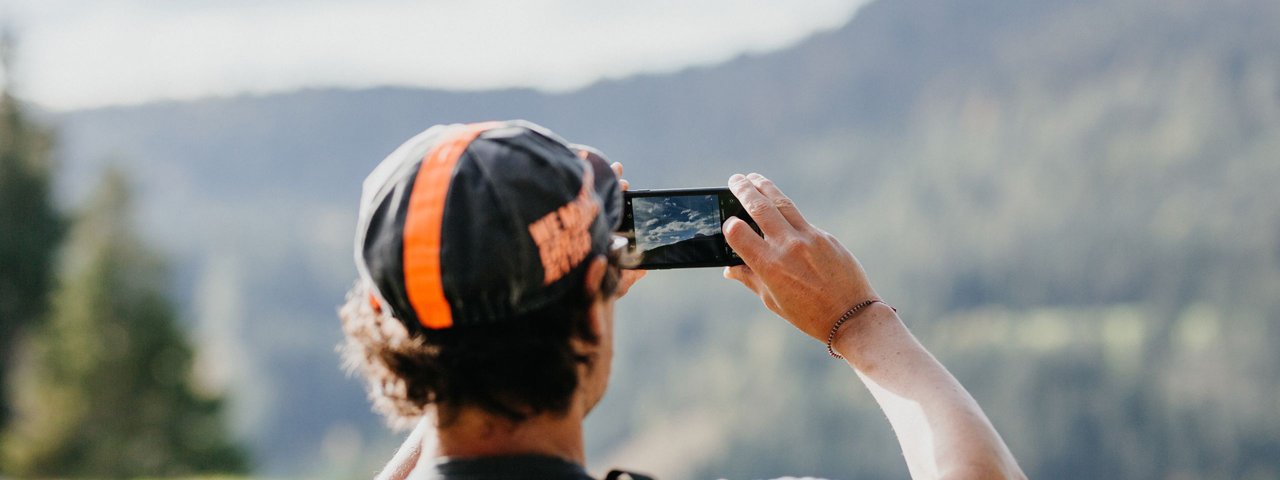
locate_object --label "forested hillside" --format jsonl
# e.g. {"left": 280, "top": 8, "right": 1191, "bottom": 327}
{"left": 47, "top": 0, "right": 1280, "bottom": 477}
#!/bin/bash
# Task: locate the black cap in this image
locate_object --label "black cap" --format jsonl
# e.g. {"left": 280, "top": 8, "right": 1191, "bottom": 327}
{"left": 354, "top": 120, "right": 623, "bottom": 330}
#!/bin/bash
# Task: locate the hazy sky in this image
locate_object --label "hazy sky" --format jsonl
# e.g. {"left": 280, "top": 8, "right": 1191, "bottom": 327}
{"left": 0, "top": 0, "right": 868, "bottom": 111}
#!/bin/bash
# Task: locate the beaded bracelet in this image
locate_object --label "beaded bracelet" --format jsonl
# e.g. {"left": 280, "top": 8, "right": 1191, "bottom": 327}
{"left": 826, "top": 299, "right": 897, "bottom": 359}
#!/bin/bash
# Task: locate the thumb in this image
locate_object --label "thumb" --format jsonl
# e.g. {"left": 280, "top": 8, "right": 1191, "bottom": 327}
{"left": 724, "top": 264, "right": 765, "bottom": 293}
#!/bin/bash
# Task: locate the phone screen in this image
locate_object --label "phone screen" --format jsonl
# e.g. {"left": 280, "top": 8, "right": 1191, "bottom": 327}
{"left": 620, "top": 188, "right": 759, "bottom": 269}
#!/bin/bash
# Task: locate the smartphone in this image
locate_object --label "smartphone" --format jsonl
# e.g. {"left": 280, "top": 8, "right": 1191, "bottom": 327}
{"left": 619, "top": 188, "right": 761, "bottom": 269}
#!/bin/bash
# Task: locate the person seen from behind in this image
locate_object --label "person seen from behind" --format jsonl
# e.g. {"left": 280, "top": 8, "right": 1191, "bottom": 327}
{"left": 339, "top": 120, "right": 1026, "bottom": 479}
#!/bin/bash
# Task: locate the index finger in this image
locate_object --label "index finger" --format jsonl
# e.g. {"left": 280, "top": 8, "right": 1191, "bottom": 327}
{"left": 729, "top": 173, "right": 793, "bottom": 238}
{"left": 747, "top": 173, "right": 808, "bottom": 230}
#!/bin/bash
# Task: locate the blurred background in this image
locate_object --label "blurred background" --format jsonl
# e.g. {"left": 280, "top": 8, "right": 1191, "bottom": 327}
{"left": 2, "top": 0, "right": 1279, "bottom": 478}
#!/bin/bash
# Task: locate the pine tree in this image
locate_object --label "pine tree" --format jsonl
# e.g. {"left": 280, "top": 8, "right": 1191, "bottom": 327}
{"left": 0, "top": 30, "right": 64, "bottom": 431}
{"left": 1, "top": 169, "right": 247, "bottom": 476}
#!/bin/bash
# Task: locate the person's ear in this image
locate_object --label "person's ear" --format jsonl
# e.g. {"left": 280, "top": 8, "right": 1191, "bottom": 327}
{"left": 583, "top": 255, "right": 608, "bottom": 299}
{"left": 581, "top": 255, "right": 609, "bottom": 341}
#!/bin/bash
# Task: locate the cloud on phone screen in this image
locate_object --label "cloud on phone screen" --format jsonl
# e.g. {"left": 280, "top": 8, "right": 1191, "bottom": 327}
{"left": 633, "top": 195, "right": 720, "bottom": 251}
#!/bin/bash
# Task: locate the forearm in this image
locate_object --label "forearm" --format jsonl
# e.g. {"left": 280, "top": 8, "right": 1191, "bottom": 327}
{"left": 717, "top": 173, "right": 1022, "bottom": 478}
{"left": 834, "top": 304, "right": 1024, "bottom": 480}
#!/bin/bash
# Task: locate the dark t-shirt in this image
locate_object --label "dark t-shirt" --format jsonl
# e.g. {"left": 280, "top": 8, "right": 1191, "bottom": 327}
{"left": 408, "top": 454, "right": 824, "bottom": 480}
{"left": 410, "top": 454, "right": 596, "bottom": 480}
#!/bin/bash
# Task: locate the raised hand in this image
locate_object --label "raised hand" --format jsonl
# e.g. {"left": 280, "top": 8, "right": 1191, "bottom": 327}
{"left": 721, "top": 173, "right": 880, "bottom": 341}
{"left": 611, "top": 162, "right": 646, "bottom": 297}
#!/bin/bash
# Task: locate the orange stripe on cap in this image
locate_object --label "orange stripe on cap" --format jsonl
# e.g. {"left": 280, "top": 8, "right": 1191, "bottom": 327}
{"left": 402, "top": 122, "right": 501, "bottom": 329}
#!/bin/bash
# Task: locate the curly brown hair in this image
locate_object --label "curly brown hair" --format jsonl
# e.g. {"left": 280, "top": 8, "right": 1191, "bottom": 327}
{"left": 339, "top": 271, "right": 617, "bottom": 428}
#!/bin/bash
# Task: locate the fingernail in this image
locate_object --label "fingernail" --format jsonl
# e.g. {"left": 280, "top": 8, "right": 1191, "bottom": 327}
{"left": 729, "top": 174, "right": 746, "bottom": 182}
{"left": 747, "top": 172, "right": 762, "bottom": 180}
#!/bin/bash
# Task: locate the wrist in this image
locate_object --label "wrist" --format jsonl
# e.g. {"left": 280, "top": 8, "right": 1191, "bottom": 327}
{"left": 829, "top": 301, "right": 902, "bottom": 362}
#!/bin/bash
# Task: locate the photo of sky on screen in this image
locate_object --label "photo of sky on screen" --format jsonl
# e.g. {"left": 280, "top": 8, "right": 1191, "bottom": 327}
{"left": 632, "top": 195, "right": 721, "bottom": 253}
